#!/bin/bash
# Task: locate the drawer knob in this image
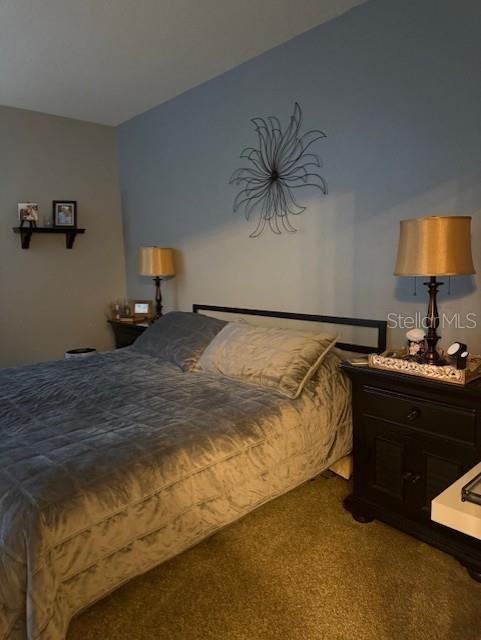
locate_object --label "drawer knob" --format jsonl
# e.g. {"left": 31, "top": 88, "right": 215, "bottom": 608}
{"left": 402, "top": 471, "right": 421, "bottom": 484}
{"left": 406, "top": 408, "right": 420, "bottom": 422}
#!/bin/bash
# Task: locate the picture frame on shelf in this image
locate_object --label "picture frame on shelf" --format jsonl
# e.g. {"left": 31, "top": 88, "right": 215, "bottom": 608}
{"left": 53, "top": 201, "right": 77, "bottom": 228}
{"left": 18, "top": 203, "right": 39, "bottom": 227}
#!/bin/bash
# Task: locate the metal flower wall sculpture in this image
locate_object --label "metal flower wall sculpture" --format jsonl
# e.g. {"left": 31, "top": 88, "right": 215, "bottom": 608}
{"left": 229, "top": 103, "right": 327, "bottom": 237}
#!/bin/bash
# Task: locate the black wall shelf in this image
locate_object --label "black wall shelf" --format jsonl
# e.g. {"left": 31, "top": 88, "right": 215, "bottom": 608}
{"left": 13, "top": 227, "right": 86, "bottom": 249}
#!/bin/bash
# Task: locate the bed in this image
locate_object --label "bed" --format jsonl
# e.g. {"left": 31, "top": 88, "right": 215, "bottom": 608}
{"left": 0, "top": 306, "right": 386, "bottom": 640}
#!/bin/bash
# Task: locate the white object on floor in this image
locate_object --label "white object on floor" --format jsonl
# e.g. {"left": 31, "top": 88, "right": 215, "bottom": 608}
{"left": 329, "top": 454, "right": 353, "bottom": 480}
{"left": 431, "top": 462, "right": 481, "bottom": 541}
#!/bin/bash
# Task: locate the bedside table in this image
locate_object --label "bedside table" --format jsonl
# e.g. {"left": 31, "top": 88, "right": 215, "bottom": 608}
{"left": 108, "top": 320, "right": 149, "bottom": 348}
{"left": 341, "top": 362, "right": 481, "bottom": 581}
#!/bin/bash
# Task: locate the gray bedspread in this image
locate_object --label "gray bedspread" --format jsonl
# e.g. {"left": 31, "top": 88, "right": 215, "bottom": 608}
{"left": 0, "top": 348, "right": 351, "bottom": 640}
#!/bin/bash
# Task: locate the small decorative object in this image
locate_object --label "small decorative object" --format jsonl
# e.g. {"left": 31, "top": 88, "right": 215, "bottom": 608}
{"left": 447, "top": 342, "right": 469, "bottom": 370}
{"left": 18, "top": 203, "right": 39, "bottom": 228}
{"left": 139, "top": 247, "right": 175, "bottom": 319}
{"left": 458, "top": 351, "right": 469, "bottom": 370}
{"left": 111, "top": 302, "right": 121, "bottom": 320}
{"left": 461, "top": 471, "right": 481, "bottom": 506}
{"left": 394, "top": 216, "right": 476, "bottom": 365}
{"left": 368, "top": 350, "right": 481, "bottom": 385}
{"left": 133, "top": 300, "right": 153, "bottom": 320}
{"left": 229, "top": 102, "right": 327, "bottom": 237}
{"left": 406, "top": 328, "right": 426, "bottom": 358}
{"left": 111, "top": 300, "right": 135, "bottom": 322}
{"left": 53, "top": 200, "right": 77, "bottom": 228}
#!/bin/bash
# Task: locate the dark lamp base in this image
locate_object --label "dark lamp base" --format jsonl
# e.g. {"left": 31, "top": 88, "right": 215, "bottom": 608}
{"left": 422, "top": 276, "right": 444, "bottom": 366}
{"left": 153, "top": 276, "right": 163, "bottom": 319}
{"left": 421, "top": 354, "right": 447, "bottom": 367}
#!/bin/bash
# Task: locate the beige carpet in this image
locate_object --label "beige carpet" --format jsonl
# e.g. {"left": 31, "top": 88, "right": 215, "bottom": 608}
{"left": 68, "top": 475, "right": 481, "bottom": 640}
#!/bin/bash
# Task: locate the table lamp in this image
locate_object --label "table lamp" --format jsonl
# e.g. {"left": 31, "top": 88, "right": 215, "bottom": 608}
{"left": 139, "top": 247, "right": 175, "bottom": 319}
{"left": 394, "top": 216, "right": 475, "bottom": 365}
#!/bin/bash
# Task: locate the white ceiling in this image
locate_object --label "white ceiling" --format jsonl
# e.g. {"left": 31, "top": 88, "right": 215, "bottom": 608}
{"left": 0, "top": 0, "right": 366, "bottom": 126}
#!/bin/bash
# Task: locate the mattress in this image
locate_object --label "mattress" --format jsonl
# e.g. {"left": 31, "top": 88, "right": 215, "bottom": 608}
{"left": 0, "top": 348, "right": 351, "bottom": 640}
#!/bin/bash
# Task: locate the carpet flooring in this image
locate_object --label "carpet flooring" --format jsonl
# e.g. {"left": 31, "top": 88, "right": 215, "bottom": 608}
{"left": 68, "top": 475, "right": 481, "bottom": 640}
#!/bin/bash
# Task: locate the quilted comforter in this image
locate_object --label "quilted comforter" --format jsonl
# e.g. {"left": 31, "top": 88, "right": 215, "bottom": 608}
{"left": 0, "top": 348, "right": 351, "bottom": 640}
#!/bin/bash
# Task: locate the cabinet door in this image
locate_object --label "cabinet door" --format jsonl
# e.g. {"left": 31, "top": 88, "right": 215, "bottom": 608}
{"left": 113, "top": 325, "right": 142, "bottom": 348}
{"left": 357, "top": 416, "right": 416, "bottom": 513}
{"left": 410, "top": 433, "right": 478, "bottom": 521}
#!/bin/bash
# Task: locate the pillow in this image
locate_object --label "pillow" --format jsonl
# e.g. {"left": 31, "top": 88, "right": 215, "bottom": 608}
{"left": 132, "top": 311, "right": 226, "bottom": 370}
{"left": 196, "top": 322, "right": 337, "bottom": 399}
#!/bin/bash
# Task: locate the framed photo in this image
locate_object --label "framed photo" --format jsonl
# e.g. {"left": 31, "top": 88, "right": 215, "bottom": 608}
{"left": 18, "top": 202, "right": 39, "bottom": 225}
{"left": 53, "top": 201, "right": 77, "bottom": 228}
{"left": 132, "top": 300, "right": 153, "bottom": 319}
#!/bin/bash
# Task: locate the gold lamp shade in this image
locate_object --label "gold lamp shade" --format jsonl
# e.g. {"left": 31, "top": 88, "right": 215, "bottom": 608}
{"left": 139, "top": 247, "right": 175, "bottom": 277}
{"left": 394, "top": 216, "right": 475, "bottom": 277}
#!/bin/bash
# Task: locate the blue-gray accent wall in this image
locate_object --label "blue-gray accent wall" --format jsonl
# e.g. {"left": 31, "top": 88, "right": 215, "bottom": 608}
{"left": 118, "top": 0, "right": 481, "bottom": 350}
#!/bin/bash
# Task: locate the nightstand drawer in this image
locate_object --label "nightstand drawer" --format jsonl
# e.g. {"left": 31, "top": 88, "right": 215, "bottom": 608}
{"left": 362, "top": 386, "right": 477, "bottom": 444}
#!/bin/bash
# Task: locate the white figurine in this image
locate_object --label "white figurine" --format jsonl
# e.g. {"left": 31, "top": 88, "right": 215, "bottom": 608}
{"left": 406, "top": 328, "right": 425, "bottom": 357}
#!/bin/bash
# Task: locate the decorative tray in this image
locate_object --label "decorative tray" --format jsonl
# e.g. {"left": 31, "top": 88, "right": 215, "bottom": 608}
{"left": 368, "top": 350, "right": 481, "bottom": 385}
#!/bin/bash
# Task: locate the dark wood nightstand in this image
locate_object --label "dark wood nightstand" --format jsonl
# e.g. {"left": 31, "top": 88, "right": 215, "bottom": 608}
{"left": 108, "top": 320, "right": 148, "bottom": 348}
{"left": 342, "top": 362, "right": 481, "bottom": 581}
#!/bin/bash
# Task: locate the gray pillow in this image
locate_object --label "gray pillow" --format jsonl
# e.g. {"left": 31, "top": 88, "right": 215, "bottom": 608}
{"left": 132, "top": 311, "right": 226, "bottom": 370}
{"left": 196, "top": 322, "right": 337, "bottom": 399}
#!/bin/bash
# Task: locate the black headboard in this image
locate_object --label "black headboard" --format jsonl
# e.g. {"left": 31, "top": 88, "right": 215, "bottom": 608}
{"left": 192, "top": 304, "right": 387, "bottom": 355}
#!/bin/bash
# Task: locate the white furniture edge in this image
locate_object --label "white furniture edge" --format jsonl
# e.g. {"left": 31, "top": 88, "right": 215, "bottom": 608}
{"left": 432, "top": 462, "right": 481, "bottom": 541}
